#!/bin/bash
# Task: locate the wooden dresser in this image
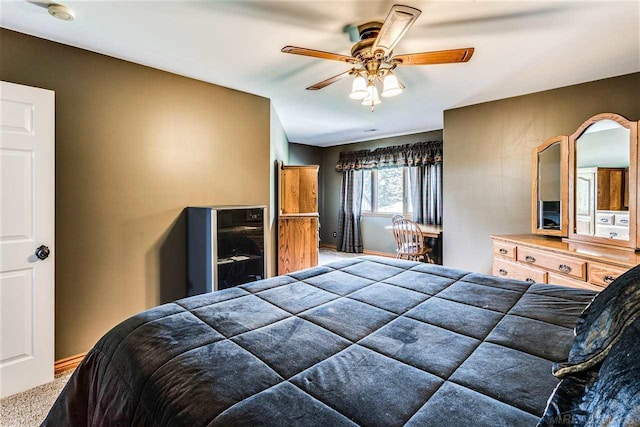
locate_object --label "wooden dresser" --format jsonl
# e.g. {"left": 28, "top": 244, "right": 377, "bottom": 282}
{"left": 500, "top": 113, "right": 640, "bottom": 291}
{"left": 491, "top": 234, "right": 640, "bottom": 291}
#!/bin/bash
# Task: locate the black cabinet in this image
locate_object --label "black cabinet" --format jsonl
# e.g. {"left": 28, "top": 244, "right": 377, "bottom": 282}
{"left": 187, "top": 206, "right": 266, "bottom": 295}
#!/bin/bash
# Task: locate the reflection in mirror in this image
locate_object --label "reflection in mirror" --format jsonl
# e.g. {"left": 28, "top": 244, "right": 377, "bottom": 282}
{"left": 537, "top": 143, "right": 561, "bottom": 230}
{"left": 575, "top": 119, "right": 630, "bottom": 241}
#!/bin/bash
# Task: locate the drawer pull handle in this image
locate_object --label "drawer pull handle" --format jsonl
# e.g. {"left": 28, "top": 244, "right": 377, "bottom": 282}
{"left": 498, "top": 269, "right": 507, "bottom": 276}
{"left": 525, "top": 255, "right": 536, "bottom": 263}
{"left": 600, "top": 218, "right": 609, "bottom": 223}
{"left": 558, "top": 264, "right": 572, "bottom": 274}
{"left": 525, "top": 278, "right": 536, "bottom": 283}
{"left": 602, "top": 275, "right": 616, "bottom": 285}
{"left": 619, "top": 219, "right": 629, "bottom": 224}
{"left": 609, "top": 232, "right": 618, "bottom": 238}
{"left": 498, "top": 249, "right": 508, "bottom": 254}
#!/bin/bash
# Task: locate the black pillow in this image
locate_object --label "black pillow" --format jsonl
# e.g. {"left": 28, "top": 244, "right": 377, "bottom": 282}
{"left": 553, "top": 263, "right": 640, "bottom": 378}
{"left": 538, "top": 318, "right": 640, "bottom": 426}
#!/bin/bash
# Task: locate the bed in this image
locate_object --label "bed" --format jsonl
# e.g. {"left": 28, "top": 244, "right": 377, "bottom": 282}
{"left": 43, "top": 256, "right": 640, "bottom": 426}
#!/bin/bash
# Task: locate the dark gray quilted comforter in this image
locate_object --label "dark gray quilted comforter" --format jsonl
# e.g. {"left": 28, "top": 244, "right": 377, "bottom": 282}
{"left": 43, "top": 256, "right": 597, "bottom": 426}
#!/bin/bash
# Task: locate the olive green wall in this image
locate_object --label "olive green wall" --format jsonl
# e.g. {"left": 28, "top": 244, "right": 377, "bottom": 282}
{"left": 289, "top": 142, "right": 323, "bottom": 167}
{"left": 320, "top": 130, "right": 443, "bottom": 254}
{"left": 443, "top": 72, "right": 640, "bottom": 274}
{"left": 270, "top": 106, "right": 290, "bottom": 277}
{"left": 0, "top": 29, "right": 276, "bottom": 359}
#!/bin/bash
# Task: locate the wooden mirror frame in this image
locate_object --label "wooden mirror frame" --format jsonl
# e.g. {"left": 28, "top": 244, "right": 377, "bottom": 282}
{"left": 568, "top": 113, "right": 639, "bottom": 249}
{"left": 532, "top": 135, "right": 569, "bottom": 237}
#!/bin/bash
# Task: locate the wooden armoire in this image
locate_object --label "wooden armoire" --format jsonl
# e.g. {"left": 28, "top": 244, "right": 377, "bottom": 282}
{"left": 277, "top": 162, "right": 319, "bottom": 274}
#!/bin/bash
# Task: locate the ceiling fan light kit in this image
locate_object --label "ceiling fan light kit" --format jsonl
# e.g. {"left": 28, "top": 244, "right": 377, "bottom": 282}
{"left": 281, "top": 4, "right": 475, "bottom": 112}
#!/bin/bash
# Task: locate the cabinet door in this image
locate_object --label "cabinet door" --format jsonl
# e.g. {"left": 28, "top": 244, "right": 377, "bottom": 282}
{"left": 280, "top": 166, "right": 319, "bottom": 214}
{"left": 597, "top": 168, "right": 625, "bottom": 211}
{"left": 278, "top": 217, "right": 318, "bottom": 274}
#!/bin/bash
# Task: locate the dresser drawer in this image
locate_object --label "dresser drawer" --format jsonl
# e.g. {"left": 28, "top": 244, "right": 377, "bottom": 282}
{"left": 614, "top": 213, "right": 630, "bottom": 227}
{"left": 596, "top": 213, "right": 614, "bottom": 225}
{"left": 587, "top": 262, "right": 627, "bottom": 287}
{"left": 547, "top": 272, "right": 602, "bottom": 292}
{"left": 517, "top": 246, "right": 586, "bottom": 280}
{"left": 594, "top": 224, "right": 629, "bottom": 240}
{"left": 493, "top": 258, "right": 547, "bottom": 284}
{"left": 493, "top": 241, "right": 517, "bottom": 260}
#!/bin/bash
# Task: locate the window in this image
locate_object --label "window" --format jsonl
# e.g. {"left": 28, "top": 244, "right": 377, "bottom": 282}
{"left": 362, "top": 171, "right": 372, "bottom": 212}
{"left": 362, "top": 167, "right": 412, "bottom": 215}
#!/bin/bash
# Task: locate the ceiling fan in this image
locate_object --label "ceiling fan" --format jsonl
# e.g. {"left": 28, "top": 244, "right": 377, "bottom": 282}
{"left": 281, "top": 4, "right": 474, "bottom": 111}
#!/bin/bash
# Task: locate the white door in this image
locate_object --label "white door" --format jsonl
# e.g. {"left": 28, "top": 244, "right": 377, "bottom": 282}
{"left": 0, "top": 81, "right": 55, "bottom": 398}
{"left": 576, "top": 169, "right": 596, "bottom": 236}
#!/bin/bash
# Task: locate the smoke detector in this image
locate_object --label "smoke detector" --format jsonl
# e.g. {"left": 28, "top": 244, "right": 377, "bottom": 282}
{"left": 48, "top": 4, "right": 75, "bottom": 21}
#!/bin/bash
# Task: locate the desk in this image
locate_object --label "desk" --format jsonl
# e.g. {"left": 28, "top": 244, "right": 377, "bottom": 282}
{"left": 385, "top": 223, "right": 443, "bottom": 264}
{"left": 415, "top": 224, "right": 443, "bottom": 238}
{"left": 384, "top": 223, "right": 443, "bottom": 238}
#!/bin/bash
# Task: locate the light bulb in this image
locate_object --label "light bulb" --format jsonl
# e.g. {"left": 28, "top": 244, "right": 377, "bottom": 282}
{"left": 349, "top": 75, "right": 368, "bottom": 100}
{"left": 361, "top": 85, "right": 381, "bottom": 105}
{"left": 381, "top": 72, "right": 403, "bottom": 98}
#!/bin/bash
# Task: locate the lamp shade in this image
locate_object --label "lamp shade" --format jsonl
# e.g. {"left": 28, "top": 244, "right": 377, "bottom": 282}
{"left": 349, "top": 75, "right": 368, "bottom": 100}
{"left": 381, "top": 73, "right": 403, "bottom": 98}
{"left": 361, "top": 85, "right": 381, "bottom": 105}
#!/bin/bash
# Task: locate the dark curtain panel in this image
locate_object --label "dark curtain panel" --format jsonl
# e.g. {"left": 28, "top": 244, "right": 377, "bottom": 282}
{"left": 337, "top": 169, "right": 364, "bottom": 253}
{"left": 409, "top": 161, "right": 442, "bottom": 225}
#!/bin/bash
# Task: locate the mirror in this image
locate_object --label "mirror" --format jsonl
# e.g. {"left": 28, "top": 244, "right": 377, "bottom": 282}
{"left": 538, "top": 144, "right": 562, "bottom": 230}
{"left": 574, "top": 119, "right": 631, "bottom": 241}
{"left": 532, "top": 136, "right": 568, "bottom": 236}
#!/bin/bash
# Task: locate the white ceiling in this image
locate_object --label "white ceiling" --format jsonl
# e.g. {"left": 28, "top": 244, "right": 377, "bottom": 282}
{"left": 1, "top": 1, "right": 639, "bottom": 146}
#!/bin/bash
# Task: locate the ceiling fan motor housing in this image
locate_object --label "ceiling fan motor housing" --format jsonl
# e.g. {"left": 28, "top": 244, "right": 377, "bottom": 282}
{"left": 357, "top": 22, "right": 383, "bottom": 40}
{"left": 351, "top": 22, "right": 387, "bottom": 62}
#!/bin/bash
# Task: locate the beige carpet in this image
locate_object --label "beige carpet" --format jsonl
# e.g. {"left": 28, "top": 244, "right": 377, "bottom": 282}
{"left": 0, "top": 370, "right": 73, "bottom": 427}
{"left": 318, "top": 247, "right": 363, "bottom": 265}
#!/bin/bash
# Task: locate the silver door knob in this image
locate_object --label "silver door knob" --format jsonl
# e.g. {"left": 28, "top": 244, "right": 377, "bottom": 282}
{"left": 35, "top": 245, "right": 50, "bottom": 260}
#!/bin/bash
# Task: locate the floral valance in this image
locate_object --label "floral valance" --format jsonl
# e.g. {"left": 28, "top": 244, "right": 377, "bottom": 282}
{"left": 335, "top": 141, "right": 443, "bottom": 171}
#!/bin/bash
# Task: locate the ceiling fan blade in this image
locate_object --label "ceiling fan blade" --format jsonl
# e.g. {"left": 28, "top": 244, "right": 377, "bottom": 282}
{"left": 372, "top": 5, "right": 422, "bottom": 56}
{"left": 307, "top": 70, "right": 354, "bottom": 90}
{"left": 392, "top": 48, "right": 475, "bottom": 65}
{"left": 282, "top": 46, "right": 357, "bottom": 64}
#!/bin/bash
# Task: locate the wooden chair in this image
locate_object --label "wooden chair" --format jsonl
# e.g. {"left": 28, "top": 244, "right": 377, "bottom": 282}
{"left": 391, "top": 214, "right": 406, "bottom": 259}
{"left": 391, "top": 214, "right": 405, "bottom": 224}
{"left": 392, "top": 218, "right": 433, "bottom": 263}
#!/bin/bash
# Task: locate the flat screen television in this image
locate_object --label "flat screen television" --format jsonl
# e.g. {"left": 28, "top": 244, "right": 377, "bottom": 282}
{"left": 539, "top": 201, "right": 561, "bottom": 230}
